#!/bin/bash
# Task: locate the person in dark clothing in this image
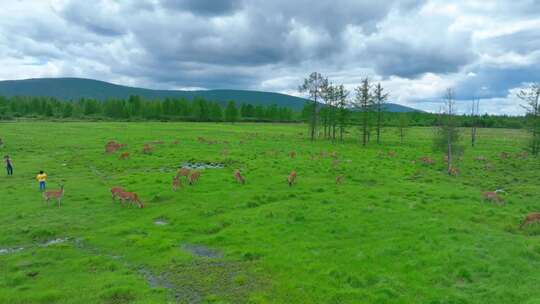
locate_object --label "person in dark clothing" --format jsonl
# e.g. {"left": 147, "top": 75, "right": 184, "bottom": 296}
{"left": 4, "top": 155, "right": 13, "bottom": 176}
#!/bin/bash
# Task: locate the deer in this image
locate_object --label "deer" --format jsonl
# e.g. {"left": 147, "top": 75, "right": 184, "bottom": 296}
{"left": 419, "top": 156, "right": 434, "bottom": 165}
{"left": 482, "top": 190, "right": 505, "bottom": 205}
{"left": 288, "top": 170, "right": 297, "bottom": 186}
{"left": 188, "top": 171, "right": 201, "bottom": 185}
{"left": 119, "top": 152, "right": 130, "bottom": 160}
{"left": 499, "top": 152, "right": 510, "bottom": 159}
{"left": 448, "top": 167, "right": 459, "bottom": 176}
{"left": 289, "top": 151, "right": 296, "bottom": 158}
{"left": 111, "top": 186, "right": 125, "bottom": 201}
{"left": 519, "top": 212, "right": 540, "bottom": 229}
{"left": 387, "top": 151, "right": 396, "bottom": 157}
{"left": 142, "top": 144, "right": 153, "bottom": 154}
{"left": 118, "top": 191, "right": 144, "bottom": 208}
{"left": 197, "top": 137, "right": 206, "bottom": 143}
{"left": 172, "top": 139, "right": 180, "bottom": 145}
{"left": 234, "top": 169, "right": 245, "bottom": 185}
{"left": 336, "top": 175, "right": 344, "bottom": 185}
{"left": 43, "top": 184, "right": 64, "bottom": 207}
{"left": 177, "top": 168, "right": 191, "bottom": 178}
{"left": 172, "top": 175, "right": 182, "bottom": 191}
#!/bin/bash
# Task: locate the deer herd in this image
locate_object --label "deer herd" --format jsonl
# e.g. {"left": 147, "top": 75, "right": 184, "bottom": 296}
{"left": 37, "top": 138, "right": 539, "bottom": 231}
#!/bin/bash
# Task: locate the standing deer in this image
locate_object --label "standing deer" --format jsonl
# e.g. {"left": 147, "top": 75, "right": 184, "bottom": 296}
{"left": 288, "top": 170, "right": 297, "bottom": 186}
{"left": 111, "top": 186, "right": 125, "bottom": 201}
{"left": 43, "top": 184, "right": 64, "bottom": 207}
{"left": 482, "top": 190, "right": 505, "bottom": 205}
{"left": 448, "top": 167, "right": 459, "bottom": 176}
{"left": 142, "top": 144, "right": 153, "bottom": 154}
{"left": 336, "top": 175, "right": 344, "bottom": 185}
{"left": 234, "top": 169, "right": 245, "bottom": 184}
{"left": 289, "top": 151, "right": 296, "bottom": 158}
{"left": 520, "top": 212, "right": 540, "bottom": 229}
{"left": 177, "top": 168, "right": 191, "bottom": 178}
{"left": 188, "top": 171, "right": 201, "bottom": 185}
{"left": 119, "top": 152, "right": 130, "bottom": 160}
{"left": 118, "top": 191, "right": 144, "bottom": 208}
{"left": 172, "top": 175, "right": 182, "bottom": 191}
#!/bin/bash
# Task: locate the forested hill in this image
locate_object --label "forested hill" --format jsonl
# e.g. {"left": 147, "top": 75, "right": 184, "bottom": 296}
{"left": 0, "top": 77, "right": 422, "bottom": 112}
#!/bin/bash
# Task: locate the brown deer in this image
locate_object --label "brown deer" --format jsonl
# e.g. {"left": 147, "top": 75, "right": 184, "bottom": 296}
{"left": 188, "top": 171, "right": 201, "bottom": 185}
{"left": 419, "top": 156, "right": 434, "bottom": 165}
{"left": 118, "top": 191, "right": 144, "bottom": 208}
{"left": 336, "top": 175, "right": 344, "bottom": 185}
{"left": 234, "top": 169, "right": 245, "bottom": 184}
{"left": 387, "top": 151, "right": 396, "bottom": 157}
{"left": 172, "top": 139, "right": 180, "bottom": 145}
{"left": 288, "top": 170, "right": 297, "bottom": 186}
{"left": 172, "top": 175, "right": 182, "bottom": 191}
{"left": 43, "top": 184, "right": 64, "bottom": 207}
{"left": 499, "top": 152, "right": 510, "bottom": 159}
{"left": 289, "top": 151, "right": 296, "bottom": 158}
{"left": 142, "top": 144, "right": 153, "bottom": 154}
{"left": 448, "top": 167, "right": 459, "bottom": 176}
{"left": 119, "top": 152, "right": 130, "bottom": 160}
{"left": 197, "top": 137, "right": 206, "bottom": 143}
{"left": 177, "top": 168, "right": 191, "bottom": 178}
{"left": 516, "top": 151, "right": 529, "bottom": 159}
{"left": 111, "top": 186, "right": 125, "bottom": 201}
{"left": 520, "top": 212, "right": 540, "bottom": 229}
{"left": 482, "top": 190, "right": 504, "bottom": 205}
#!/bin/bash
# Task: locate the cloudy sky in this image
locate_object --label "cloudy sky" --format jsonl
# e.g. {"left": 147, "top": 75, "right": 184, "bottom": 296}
{"left": 0, "top": 0, "right": 539, "bottom": 114}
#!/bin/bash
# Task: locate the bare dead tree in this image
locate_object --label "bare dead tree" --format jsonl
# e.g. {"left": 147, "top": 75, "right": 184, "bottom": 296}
{"left": 434, "top": 88, "right": 463, "bottom": 175}
{"left": 299, "top": 72, "right": 328, "bottom": 142}
{"left": 517, "top": 83, "right": 540, "bottom": 156}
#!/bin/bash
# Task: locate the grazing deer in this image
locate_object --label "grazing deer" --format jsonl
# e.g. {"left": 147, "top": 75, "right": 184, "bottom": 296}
{"left": 289, "top": 151, "right": 296, "bottom": 158}
{"left": 336, "top": 175, "right": 344, "bottom": 185}
{"left": 43, "top": 184, "right": 64, "bottom": 207}
{"left": 119, "top": 152, "right": 130, "bottom": 160}
{"left": 111, "top": 186, "right": 125, "bottom": 201}
{"left": 172, "top": 139, "right": 180, "bottom": 145}
{"left": 142, "top": 144, "right": 153, "bottom": 154}
{"left": 519, "top": 212, "right": 540, "bottom": 229}
{"left": 482, "top": 190, "right": 504, "bottom": 204}
{"left": 288, "top": 170, "right": 297, "bottom": 186}
{"left": 172, "top": 175, "right": 182, "bottom": 191}
{"left": 234, "top": 169, "right": 245, "bottom": 185}
{"left": 448, "top": 167, "right": 459, "bottom": 176}
{"left": 177, "top": 168, "right": 191, "bottom": 178}
{"left": 197, "top": 137, "right": 206, "bottom": 143}
{"left": 188, "top": 171, "right": 201, "bottom": 185}
{"left": 118, "top": 191, "right": 144, "bottom": 208}
{"left": 420, "top": 156, "right": 434, "bottom": 165}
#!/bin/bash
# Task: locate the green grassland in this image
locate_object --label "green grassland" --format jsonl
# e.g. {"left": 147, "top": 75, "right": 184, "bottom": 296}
{"left": 0, "top": 122, "right": 539, "bottom": 303}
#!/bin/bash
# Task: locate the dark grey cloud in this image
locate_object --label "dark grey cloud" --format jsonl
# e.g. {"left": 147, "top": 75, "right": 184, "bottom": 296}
{"left": 160, "top": 0, "right": 243, "bottom": 16}
{"left": 366, "top": 36, "right": 475, "bottom": 78}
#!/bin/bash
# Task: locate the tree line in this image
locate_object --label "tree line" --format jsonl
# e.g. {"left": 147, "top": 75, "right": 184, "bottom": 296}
{"left": 0, "top": 95, "right": 296, "bottom": 122}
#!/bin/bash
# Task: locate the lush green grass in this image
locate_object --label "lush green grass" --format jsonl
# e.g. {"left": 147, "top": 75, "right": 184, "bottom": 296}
{"left": 0, "top": 122, "right": 539, "bottom": 303}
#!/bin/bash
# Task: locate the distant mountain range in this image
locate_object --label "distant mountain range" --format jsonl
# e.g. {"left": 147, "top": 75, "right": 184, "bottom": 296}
{"left": 0, "top": 77, "right": 423, "bottom": 112}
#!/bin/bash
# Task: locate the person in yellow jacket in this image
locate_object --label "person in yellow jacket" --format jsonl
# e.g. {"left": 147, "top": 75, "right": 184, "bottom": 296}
{"left": 36, "top": 171, "right": 47, "bottom": 191}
